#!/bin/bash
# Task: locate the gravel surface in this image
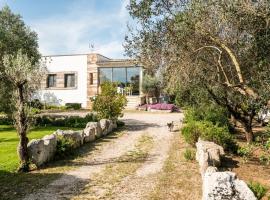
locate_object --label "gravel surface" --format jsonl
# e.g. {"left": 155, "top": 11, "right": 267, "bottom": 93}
{"left": 24, "top": 112, "right": 183, "bottom": 200}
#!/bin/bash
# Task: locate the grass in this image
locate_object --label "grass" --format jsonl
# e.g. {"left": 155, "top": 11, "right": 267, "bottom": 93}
{"left": 0, "top": 125, "right": 127, "bottom": 200}
{"left": 149, "top": 133, "right": 202, "bottom": 200}
{"left": 0, "top": 125, "right": 80, "bottom": 172}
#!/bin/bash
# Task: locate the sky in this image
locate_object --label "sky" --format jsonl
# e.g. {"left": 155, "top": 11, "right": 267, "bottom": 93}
{"left": 0, "top": 0, "right": 131, "bottom": 58}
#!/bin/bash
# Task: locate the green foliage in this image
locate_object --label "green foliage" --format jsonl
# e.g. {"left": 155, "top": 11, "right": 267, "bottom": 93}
{"left": 183, "top": 148, "right": 196, "bottom": 161}
{"left": 184, "top": 104, "right": 230, "bottom": 127}
{"left": 0, "top": 115, "right": 13, "bottom": 125}
{"left": 182, "top": 104, "right": 238, "bottom": 152}
{"left": 182, "top": 120, "right": 237, "bottom": 152}
{"left": 34, "top": 113, "right": 97, "bottom": 128}
{"left": 265, "top": 138, "right": 270, "bottom": 150}
{"left": 181, "top": 120, "right": 202, "bottom": 146}
{"left": 29, "top": 99, "right": 43, "bottom": 110}
{"left": 126, "top": 0, "right": 270, "bottom": 143}
{"left": 0, "top": 125, "right": 81, "bottom": 172}
{"left": 29, "top": 108, "right": 41, "bottom": 115}
{"left": 142, "top": 74, "right": 162, "bottom": 100}
{"left": 44, "top": 105, "right": 67, "bottom": 110}
{"left": 65, "top": 103, "right": 82, "bottom": 110}
{"left": 0, "top": 6, "right": 40, "bottom": 114}
{"left": 55, "top": 136, "right": 76, "bottom": 159}
{"left": 237, "top": 145, "right": 253, "bottom": 162}
{"left": 92, "top": 82, "right": 127, "bottom": 120}
{"left": 248, "top": 181, "right": 267, "bottom": 200}
{"left": 259, "top": 154, "right": 270, "bottom": 166}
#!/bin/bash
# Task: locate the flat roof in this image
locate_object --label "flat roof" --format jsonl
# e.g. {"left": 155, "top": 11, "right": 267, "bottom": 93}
{"left": 43, "top": 53, "right": 122, "bottom": 60}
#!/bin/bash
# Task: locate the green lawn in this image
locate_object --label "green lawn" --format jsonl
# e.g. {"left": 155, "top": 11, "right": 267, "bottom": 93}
{"left": 0, "top": 125, "right": 79, "bottom": 172}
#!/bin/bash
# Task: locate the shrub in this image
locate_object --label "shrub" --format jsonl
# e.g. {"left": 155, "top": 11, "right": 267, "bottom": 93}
{"left": 184, "top": 104, "right": 230, "bottom": 127}
{"left": 265, "top": 138, "right": 270, "bottom": 150}
{"left": 200, "top": 121, "right": 238, "bottom": 153}
{"left": 182, "top": 120, "right": 238, "bottom": 152}
{"left": 248, "top": 181, "right": 267, "bottom": 200}
{"left": 184, "top": 148, "right": 196, "bottom": 161}
{"left": 181, "top": 120, "right": 203, "bottom": 146}
{"left": 29, "top": 99, "right": 43, "bottom": 109}
{"left": 29, "top": 108, "right": 41, "bottom": 115}
{"left": 55, "top": 136, "right": 76, "bottom": 159}
{"left": 34, "top": 113, "right": 97, "bottom": 128}
{"left": 45, "top": 105, "right": 67, "bottom": 110}
{"left": 259, "top": 154, "right": 270, "bottom": 165}
{"left": 0, "top": 115, "right": 13, "bottom": 125}
{"left": 92, "top": 82, "right": 127, "bottom": 120}
{"left": 237, "top": 145, "right": 253, "bottom": 162}
{"left": 65, "top": 103, "right": 82, "bottom": 110}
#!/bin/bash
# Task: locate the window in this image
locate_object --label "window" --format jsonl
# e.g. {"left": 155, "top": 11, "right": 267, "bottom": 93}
{"left": 99, "top": 68, "right": 112, "bottom": 84}
{"left": 89, "top": 73, "right": 94, "bottom": 85}
{"left": 99, "top": 67, "right": 141, "bottom": 95}
{"left": 47, "top": 74, "right": 56, "bottom": 88}
{"left": 127, "top": 67, "right": 140, "bottom": 95}
{"left": 113, "top": 68, "right": 126, "bottom": 87}
{"left": 64, "top": 74, "right": 75, "bottom": 88}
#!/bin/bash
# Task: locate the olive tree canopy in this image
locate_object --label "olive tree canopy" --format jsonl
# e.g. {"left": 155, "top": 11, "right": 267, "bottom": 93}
{"left": 125, "top": 0, "right": 270, "bottom": 143}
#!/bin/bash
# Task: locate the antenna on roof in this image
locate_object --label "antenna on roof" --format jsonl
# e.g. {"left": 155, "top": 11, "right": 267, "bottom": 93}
{"left": 89, "top": 43, "right": 95, "bottom": 53}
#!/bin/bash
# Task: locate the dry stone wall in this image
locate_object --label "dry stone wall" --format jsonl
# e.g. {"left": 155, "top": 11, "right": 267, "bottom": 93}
{"left": 196, "top": 139, "right": 257, "bottom": 200}
{"left": 27, "top": 119, "right": 117, "bottom": 167}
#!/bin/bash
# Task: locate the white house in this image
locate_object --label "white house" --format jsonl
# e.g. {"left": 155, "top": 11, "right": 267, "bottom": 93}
{"left": 39, "top": 53, "right": 144, "bottom": 109}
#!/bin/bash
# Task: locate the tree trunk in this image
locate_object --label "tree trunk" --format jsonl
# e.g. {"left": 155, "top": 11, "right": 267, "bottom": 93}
{"left": 16, "top": 84, "right": 29, "bottom": 172}
{"left": 243, "top": 117, "right": 254, "bottom": 143}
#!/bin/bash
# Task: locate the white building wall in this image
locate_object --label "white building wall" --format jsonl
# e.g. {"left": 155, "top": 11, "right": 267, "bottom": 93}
{"left": 40, "top": 55, "right": 88, "bottom": 108}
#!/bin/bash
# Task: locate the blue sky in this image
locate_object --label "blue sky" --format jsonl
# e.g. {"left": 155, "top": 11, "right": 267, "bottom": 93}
{"left": 0, "top": 0, "right": 130, "bottom": 58}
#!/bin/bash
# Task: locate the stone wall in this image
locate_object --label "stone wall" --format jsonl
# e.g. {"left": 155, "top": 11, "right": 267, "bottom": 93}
{"left": 27, "top": 119, "right": 117, "bottom": 167}
{"left": 196, "top": 139, "right": 257, "bottom": 200}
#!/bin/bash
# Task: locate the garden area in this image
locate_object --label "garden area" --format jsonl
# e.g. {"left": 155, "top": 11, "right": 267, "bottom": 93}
{"left": 1, "top": 0, "right": 270, "bottom": 199}
{"left": 180, "top": 104, "right": 270, "bottom": 199}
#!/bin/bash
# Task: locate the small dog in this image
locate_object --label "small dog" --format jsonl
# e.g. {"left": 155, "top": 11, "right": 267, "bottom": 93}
{"left": 167, "top": 121, "right": 174, "bottom": 132}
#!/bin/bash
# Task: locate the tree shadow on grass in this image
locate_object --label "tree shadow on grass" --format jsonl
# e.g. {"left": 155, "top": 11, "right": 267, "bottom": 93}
{"left": 0, "top": 130, "right": 126, "bottom": 200}
{"left": 0, "top": 125, "right": 154, "bottom": 200}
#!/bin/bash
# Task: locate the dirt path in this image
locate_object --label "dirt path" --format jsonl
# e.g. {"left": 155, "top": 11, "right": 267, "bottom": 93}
{"left": 24, "top": 112, "right": 183, "bottom": 200}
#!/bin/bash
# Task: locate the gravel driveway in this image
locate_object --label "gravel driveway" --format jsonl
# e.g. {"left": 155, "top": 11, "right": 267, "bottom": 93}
{"left": 24, "top": 112, "right": 183, "bottom": 200}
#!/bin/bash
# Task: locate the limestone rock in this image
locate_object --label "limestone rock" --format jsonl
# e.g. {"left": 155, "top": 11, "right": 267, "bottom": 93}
{"left": 28, "top": 139, "right": 45, "bottom": 167}
{"left": 27, "top": 134, "right": 57, "bottom": 167}
{"left": 83, "top": 124, "right": 96, "bottom": 143}
{"left": 196, "top": 139, "right": 225, "bottom": 175}
{"left": 203, "top": 170, "right": 257, "bottom": 200}
{"left": 100, "top": 119, "right": 111, "bottom": 136}
{"left": 42, "top": 133, "right": 57, "bottom": 160}
{"left": 85, "top": 122, "right": 102, "bottom": 138}
{"left": 108, "top": 120, "right": 117, "bottom": 133}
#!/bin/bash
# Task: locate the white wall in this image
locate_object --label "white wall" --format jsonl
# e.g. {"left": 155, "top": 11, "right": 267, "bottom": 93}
{"left": 40, "top": 55, "right": 88, "bottom": 108}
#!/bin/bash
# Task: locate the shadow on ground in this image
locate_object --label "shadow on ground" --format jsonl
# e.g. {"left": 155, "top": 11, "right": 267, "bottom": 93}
{"left": 220, "top": 156, "right": 240, "bottom": 171}
{"left": 123, "top": 118, "right": 161, "bottom": 131}
{"left": 0, "top": 125, "right": 152, "bottom": 200}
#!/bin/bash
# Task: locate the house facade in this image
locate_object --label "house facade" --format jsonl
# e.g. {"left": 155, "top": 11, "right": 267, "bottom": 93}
{"left": 39, "top": 53, "right": 144, "bottom": 109}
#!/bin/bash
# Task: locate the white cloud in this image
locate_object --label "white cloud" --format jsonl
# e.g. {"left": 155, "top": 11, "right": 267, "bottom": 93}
{"left": 29, "top": 0, "right": 130, "bottom": 58}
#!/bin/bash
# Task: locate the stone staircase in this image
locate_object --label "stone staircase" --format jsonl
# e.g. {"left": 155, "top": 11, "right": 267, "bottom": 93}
{"left": 125, "top": 96, "right": 143, "bottom": 110}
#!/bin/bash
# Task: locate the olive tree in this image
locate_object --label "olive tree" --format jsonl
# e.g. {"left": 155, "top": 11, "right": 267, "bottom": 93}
{"left": 0, "top": 6, "right": 40, "bottom": 114}
{"left": 125, "top": 0, "right": 270, "bottom": 143}
{"left": 142, "top": 74, "right": 162, "bottom": 104}
{"left": 1, "top": 51, "right": 45, "bottom": 172}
